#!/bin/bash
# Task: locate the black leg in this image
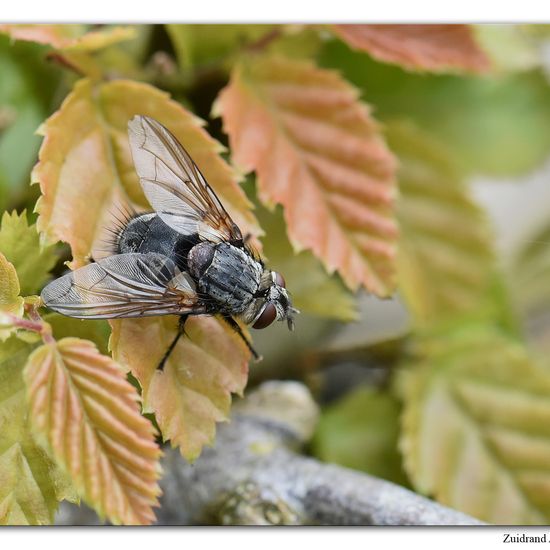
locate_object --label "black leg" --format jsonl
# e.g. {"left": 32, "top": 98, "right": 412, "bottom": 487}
{"left": 157, "top": 314, "right": 189, "bottom": 371}
{"left": 221, "top": 315, "right": 261, "bottom": 361}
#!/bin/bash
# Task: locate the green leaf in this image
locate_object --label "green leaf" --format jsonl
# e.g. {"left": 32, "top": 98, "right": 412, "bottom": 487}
{"left": 0, "top": 336, "right": 73, "bottom": 524}
{"left": 166, "top": 24, "right": 273, "bottom": 72}
{"left": 259, "top": 204, "right": 357, "bottom": 322}
{"left": 45, "top": 313, "right": 110, "bottom": 355}
{"left": 319, "top": 40, "right": 550, "bottom": 177}
{"left": 312, "top": 385, "right": 408, "bottom": 485}
{"left": 0, "top": 211, "right": 57, "bottom": 296}
{"left": 401, "top": 326, "right": 550, "bottom": 524}
{"left": 387, "top": 120, "right": 496, "bottom": 329}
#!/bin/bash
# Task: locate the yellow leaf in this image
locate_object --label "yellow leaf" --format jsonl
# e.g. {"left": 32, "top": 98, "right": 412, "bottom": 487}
{"left": 401, "top": 327, "right": 550, "bottom": 524}
{"left": 387, "top": 120, "right": 495, "bottom": 327}
{"left": 216, "top": 55, "right": 398, "bottom": 295}
{"left": 24, "top": 337, "right": 162, "bottom": 525}
{"left": 331, "top": 24, "right": 491, "bottom": 73}
{"left": 34, "top": 78, "right": 260, "bottom": 268}
{"left": 0, "top": 252, "right": 23, "bottom": 341}
{"left": 110, "top": 316, "right": 250, "bottom": 461}
{"left": 0, "top": 24, "right": 135, "bottom": 52}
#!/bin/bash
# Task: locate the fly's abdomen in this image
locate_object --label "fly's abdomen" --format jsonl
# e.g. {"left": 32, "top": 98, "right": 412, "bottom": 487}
{"left": 193, "top": 242, "right": 262, "bottom": 313}
{"left": 118, "top": 214, "right": 199, "bottom": 272}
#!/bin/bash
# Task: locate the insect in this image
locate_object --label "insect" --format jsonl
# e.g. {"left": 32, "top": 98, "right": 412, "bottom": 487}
{"left": 41, "top": 115, "right": 298, "bottom": 369}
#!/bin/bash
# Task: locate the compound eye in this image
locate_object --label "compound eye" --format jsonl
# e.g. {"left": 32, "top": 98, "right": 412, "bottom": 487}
{"left": 274, "top": 272, "right": 286, "bottom": 288}
{"left": 253, "top": 303, "right": 277, "bottom": 329}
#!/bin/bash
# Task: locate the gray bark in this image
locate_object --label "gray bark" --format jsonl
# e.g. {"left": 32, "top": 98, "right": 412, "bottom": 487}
{"left": 56, "top": 381, "right": 483, "bottom": 526}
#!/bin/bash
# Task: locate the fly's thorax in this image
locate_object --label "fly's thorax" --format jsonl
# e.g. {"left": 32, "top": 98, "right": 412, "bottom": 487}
{"left": 190, "top": 242, "right": 263, "bottom": 314}
{"left": 187, "top": 241, "right": 216, "bottom": 280}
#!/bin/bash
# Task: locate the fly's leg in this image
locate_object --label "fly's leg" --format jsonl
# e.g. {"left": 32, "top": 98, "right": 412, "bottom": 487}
{"left": 221, "top": 315, "right": 261, "bottom": 361}
{"left": 157, "top": 314, "right": 189, "bottom": 371}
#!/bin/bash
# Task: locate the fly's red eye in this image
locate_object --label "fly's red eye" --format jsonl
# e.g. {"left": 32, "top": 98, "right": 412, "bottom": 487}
{"left": 253, "top": 303, "right": 277, "bottom": 329}
{"left": 274, "top": 272, "right": 286, "bottom": 288}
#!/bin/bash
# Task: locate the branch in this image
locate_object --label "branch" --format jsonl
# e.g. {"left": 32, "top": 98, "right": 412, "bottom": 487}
{"left": 56, "top": 381, "right": 482, "bottom": 525}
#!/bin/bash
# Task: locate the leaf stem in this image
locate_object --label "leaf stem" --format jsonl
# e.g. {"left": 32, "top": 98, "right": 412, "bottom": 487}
{"left": 243, "top": 28, "right": 283, "bottom": 52}
{"left": 46, "top": 52, "right": 86, "bottom": 77}
{"left": 23, "top": 304, "right": 55, "bottom": 344}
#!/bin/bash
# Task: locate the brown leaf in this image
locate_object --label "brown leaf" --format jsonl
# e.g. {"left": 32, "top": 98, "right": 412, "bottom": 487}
{"left": 215, "top": 55, "right": 398, "bottom": 295}
{"left": 24, "top": 337, "right": 162, "bottom": 525}
{"left": 110, "top": 316, "right": 250, "bottom": 461}
{"left": 332, "top": 25, "right": 491, "bottom": 73}
{"left": 33, "top": 78, "right": 260, "bottom": 268}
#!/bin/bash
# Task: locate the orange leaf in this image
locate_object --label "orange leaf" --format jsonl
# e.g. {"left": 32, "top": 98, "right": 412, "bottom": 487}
{"left": 23, "top": 338, "right": 162, "bottom": 525}
{"left": 216, "top": 55, "right": 398, "bottom": 294}
{"left": 110, "top": 316, "right": 250, "bottom": 461}
{"left": 33, "top": 78, "right": 260, "bottom": 268}
{"left": 331, "top": 25, "right": 491, "bottom": 73}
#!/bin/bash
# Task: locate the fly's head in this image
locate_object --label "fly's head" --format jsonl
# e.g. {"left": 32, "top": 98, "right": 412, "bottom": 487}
{"left": 249, "top": 270, "right": 299, "bottom": 331}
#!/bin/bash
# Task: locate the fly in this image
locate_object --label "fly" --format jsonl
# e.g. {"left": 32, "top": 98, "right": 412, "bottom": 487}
{"left": 41, "top": 115, "right": 298, "bottom": 369}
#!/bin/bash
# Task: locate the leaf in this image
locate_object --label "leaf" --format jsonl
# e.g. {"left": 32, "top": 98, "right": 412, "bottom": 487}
{"left": 216, "top": 55, "right": 398, "bottom": 295}
{"left": 0, "top": 211, "right": 57, "bottom": 296}
{"left": 166, "top": 24, "right": 321, "bottom": 74}
{"left": 0, "top": 24, "right": 135, "bottom": 51}
{"left": 0, "top": 252, "right": 23, "bottom": 315}
{"left": 45, "top": 313, "right": 111, "bottom": 356}
{"left": 110, "top": 315, "right": 250, "bottom": 461}
{"left": 401, "top": 327, "right": 550, "bottom": 524}
{"left": 331, "top": 24, "right": 490, "bottom": 73}
{"left": 507, "top": 225, "right": 550, "bottom": 317}
{"left": 320, "top": 40, "right": 550, "bottom": 178}
{"left": 0, "top": 336, "right": 73, "bottom": 525}
{"left": 166, "top": 24, "right": 273, "bottom": 72}
{"left": 23, "top": 337, "right": 161, "bottom": 525}
{"left": 505, "top": 221, "right": 550, "bottom": 352}
{"left": 0, "top": 253, "right": 23, "bottom": 341}
{"left": 259, "top": 203, "right": 357, "bottom": 321}
{"left": 312, "top": 385, "right": 408, "bottom": 485}
{"left": 473, "top": 25, "right": 542, "bottom": 73}
{"left": 387, "top": 121, "right": 496, "bottom": 328}
{"left": 34, "top": 77, "right": 260, "bottom": 268}
{"left": 0, "top": 25, "right": 137, "bottom": 80}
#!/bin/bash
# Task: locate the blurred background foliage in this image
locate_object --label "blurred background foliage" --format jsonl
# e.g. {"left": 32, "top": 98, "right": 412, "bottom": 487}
{"left": 3, "top": 23, "right": 550, "bottom": 525}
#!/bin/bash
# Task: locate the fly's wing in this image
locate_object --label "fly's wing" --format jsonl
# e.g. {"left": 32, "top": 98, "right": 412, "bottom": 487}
{"left": 128, "top": 115, "right": 243, "bottom": 244}
{"left": 41, "top": 253, "right": 204, "bottom": 320}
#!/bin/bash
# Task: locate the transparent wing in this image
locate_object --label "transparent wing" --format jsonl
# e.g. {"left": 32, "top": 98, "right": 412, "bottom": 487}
{"left": 41, "top": 253, "right": 204, "bottom": 320}
{"left": 128, "top": 115, "right": 243, "bottom": 244}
